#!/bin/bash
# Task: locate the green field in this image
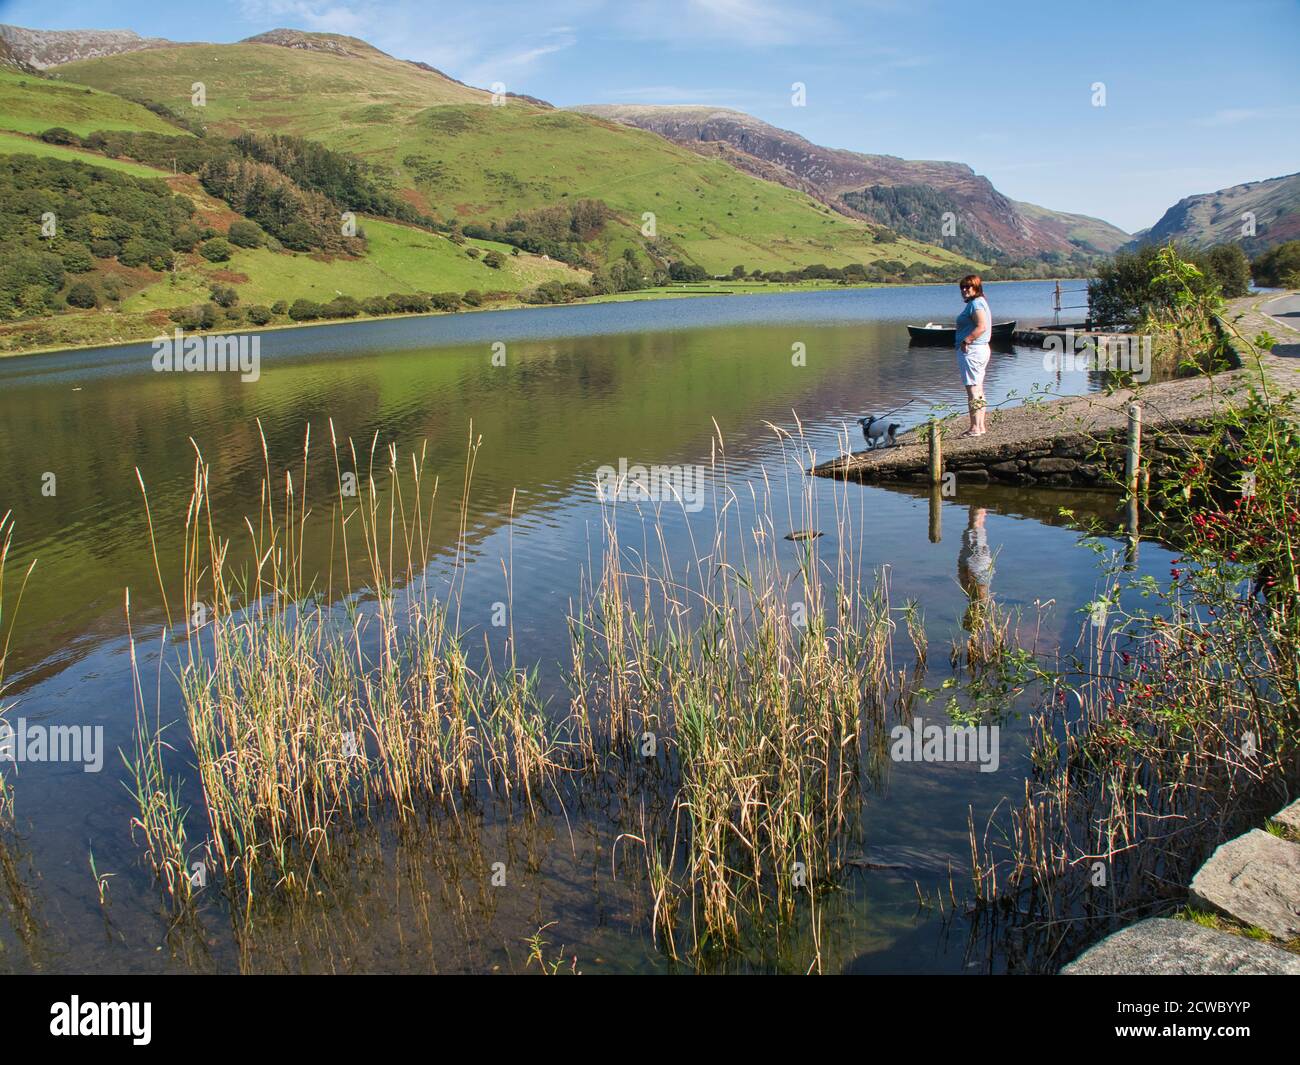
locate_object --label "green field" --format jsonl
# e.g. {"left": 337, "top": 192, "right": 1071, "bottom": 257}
{"left": 0, "top": 67, "right": 181, "bottom": 137}
{"left": 123, "top": 218, "right": 584, "bottom": 311}
{"left": 57, "top": 43, "right": 980, "bottom": 275}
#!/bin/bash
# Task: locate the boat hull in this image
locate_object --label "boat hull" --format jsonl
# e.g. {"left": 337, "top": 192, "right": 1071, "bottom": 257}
{"left": 907, "top": 321, "right": 1017, "bottom": 346}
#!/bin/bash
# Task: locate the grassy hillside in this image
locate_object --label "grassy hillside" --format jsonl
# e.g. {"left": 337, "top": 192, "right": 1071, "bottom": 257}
{"left": 0, "top": 67, "right": 178, "bottom": 136}
{"left": 55, "top": 39, "right": 977, "bottom": 275}
{"left": 123, "top": 218, "right": 583, "bottom": 311}
{"left": 1014, "top": 200, "right": 1129, "bottom": 255}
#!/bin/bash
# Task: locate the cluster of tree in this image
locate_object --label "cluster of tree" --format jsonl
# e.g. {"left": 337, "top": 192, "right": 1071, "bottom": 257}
{"left": 1251, "top": 241, "right": 1300, "bottom": 288}
{"left": 49, "top": 127, "right": 439, "bottom": 237}
{"left": 591, "top": 247, "right": 648, "bottom": 294}
{"left": 0, "top": 155, "right": 196, "bottom": 319}
{"left": 521, "top": 280, "right": 599, "bottom": 304}
{"left": 1088, "top": 242, "right": 1251, "bottom": 328}
{"left": 841, "top": 184, "right": 1003, "bottom": 262}
{"left": 163, "top": 287, "right": 507, "bottom": 329}
{"left": 198, "top": 156, "right": 363, "bottom": 254}
{"left": 229, "top": 131, "right": 435, "bottom": 227}
{"left": 684, "top": 260, "right": 964, "bottom": 285}
{"left": 461, "top": 199, "right": 614, "bottom": 264}
{"left": 124, "top": 96, "right": 206, "bottom": 135}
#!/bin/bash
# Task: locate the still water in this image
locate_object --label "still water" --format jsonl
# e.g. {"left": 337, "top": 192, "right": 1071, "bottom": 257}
{"left": 0, "top": 281, "right": 1170, "bottom": 972}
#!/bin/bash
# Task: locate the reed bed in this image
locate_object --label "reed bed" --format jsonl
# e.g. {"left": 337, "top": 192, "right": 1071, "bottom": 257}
{"left": 124, "top": 418, "right": 932, "bottom": 964}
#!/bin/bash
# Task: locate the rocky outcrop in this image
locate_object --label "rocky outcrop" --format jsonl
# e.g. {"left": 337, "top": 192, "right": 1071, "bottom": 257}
{"left": 1189, "top": 829, "right": 1300, "bottom": 940}
{"left": 0, "top": 25, "right": 173, "bottom": 68}
{"left": 1061, "top": 918, "right": 1300, "bottom": 975}
{"left": 1063, "top": 799, "right": 1300, "bottom": 974}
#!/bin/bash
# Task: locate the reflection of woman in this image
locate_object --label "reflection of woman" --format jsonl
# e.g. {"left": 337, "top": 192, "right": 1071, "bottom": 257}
{"left": 956, "top": 274, "right": 992, "bottom": 436}
{"left": 957, "top": 505, "right": 993, "bottom": 631}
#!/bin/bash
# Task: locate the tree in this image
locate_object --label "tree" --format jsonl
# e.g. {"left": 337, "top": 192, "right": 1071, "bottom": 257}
{"left": 227, "top": 219, "right": 264, "bottom": 248}
{"left": 1203, "top": 244, "right": 1250, "bottom": 299}
{"left": 483, "top": 250, "right": 505, "bottom": 269}
{"left": 1252, "top": 241, "right": 1300, "bottom": 288}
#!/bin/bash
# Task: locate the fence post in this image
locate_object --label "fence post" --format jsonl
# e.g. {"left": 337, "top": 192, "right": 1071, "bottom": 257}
{"left": 928, "top": 419, "right": 943, "bottom": 486}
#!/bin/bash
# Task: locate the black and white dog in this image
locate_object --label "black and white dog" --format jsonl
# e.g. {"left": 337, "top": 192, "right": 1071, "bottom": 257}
{"left": 858, "top": 416, "right": 900, "bottom": 449}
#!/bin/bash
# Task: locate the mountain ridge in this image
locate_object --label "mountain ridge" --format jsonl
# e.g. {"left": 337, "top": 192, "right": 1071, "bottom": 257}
{"left": 1124, "top": 172, "right": 1300, "bottom": 256}
{"left": 570, "top": 103, "right": 1130, "bottom": 261}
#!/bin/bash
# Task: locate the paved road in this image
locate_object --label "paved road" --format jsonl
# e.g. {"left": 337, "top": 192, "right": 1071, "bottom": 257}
{"left": 1260, "top": 292, "right": 1300, "bottom": 358}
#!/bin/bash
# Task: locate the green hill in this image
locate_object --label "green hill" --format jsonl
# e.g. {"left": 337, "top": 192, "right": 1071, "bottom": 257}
{"left": 54, "top": 33, "right": 977, "bottom": 276}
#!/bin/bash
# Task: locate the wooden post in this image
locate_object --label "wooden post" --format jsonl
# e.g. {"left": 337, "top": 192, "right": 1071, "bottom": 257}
{"left": 928, "top": 419, "right": 943, "bottom": 486}
{"left": 928, "top": 484, "right": 942, "bottom": 543}
{"left": 1126, "top": 403, "right": 1142, "bottom": 555}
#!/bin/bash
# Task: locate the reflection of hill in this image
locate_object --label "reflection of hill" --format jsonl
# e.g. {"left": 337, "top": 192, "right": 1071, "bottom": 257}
{"left": 0, "top": 287, "right": 1091, "bottom": 684}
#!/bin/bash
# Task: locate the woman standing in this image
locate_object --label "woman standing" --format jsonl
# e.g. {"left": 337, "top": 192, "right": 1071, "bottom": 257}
{"left": 955, "top": 274, "right": 991, "bottom": 436}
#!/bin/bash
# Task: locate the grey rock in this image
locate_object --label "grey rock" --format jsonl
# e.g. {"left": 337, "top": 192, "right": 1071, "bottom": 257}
{"left": 1030, "top": 457, "right": 1078, "bottom": 474}
{"left": 1061, "top": 918, "right": 1300, "bottom": 975}
{"left": 989, "top": 461, "right": 1020, "bottom": 477}
{"left": 1189, "top": 829, "right": 1300, "bottom": 939}
{"left": 1052, "top": 439, "right": 1090, "bottom": 458}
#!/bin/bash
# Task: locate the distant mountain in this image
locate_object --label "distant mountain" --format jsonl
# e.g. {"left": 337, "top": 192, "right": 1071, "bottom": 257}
{"left": 0, "top": 26, "right": 175, "bottom": 68}
{"left": 570, "top": 104, "right": 1129, "bottom": 262}
{"left": 1125, "top": 172, "right": 1300, "bottom": 256}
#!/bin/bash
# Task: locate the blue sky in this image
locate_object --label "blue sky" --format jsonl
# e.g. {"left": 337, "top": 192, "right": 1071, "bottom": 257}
{"left": 3, "top": 0, "right": 1297, "bottom": 232}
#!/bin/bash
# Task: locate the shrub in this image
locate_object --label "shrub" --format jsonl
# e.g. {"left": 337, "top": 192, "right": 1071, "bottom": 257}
{"left": 388, "top": 292, "right": 431, "bottom": 314}
{"left": 226, "top": 219, "right": 264, "bottom": 249}
{"left": 245, "top": 304, "right": 273, "bottom": 325}
{"left": 288, "top": 299, "right": 322, "bottom": 321}
{"left": 323, "top": 295, "right": 360, "bottom": 318}
{"left": 362, "top": 295, "right": 392, "bottom": 316}
{"left": 271, "top": 300, "right": 288, "bottom": 315}
{"left": 429, "top": 291, "right": 461, "bottom": 311}
{"left": 209, "top": 284, "right": 239, "bottom": 308}
{"left": 483, "top": 250, "right": 505, "bottom": 269}
{"left": 65, "top": 281, "right": 97, "bottom": 308}
{"left": 90, "top": 238, "right": 120, "bottom": 259}
{"left": 462, "top": 289, "right": 483, "bottom": 307}
{"left": 40, "top": 127, "right": 80, "bottom": 146}
{"left": 200, "top": 238, "right": 233, "bottom": 263}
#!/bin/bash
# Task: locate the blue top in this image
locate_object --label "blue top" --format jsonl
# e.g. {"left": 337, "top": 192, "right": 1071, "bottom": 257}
{"left": 956, "top": 296, "right": 991, "bottom": 348}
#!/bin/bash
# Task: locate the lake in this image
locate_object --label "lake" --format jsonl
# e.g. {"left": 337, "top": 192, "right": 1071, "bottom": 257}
{"left": 0, "top": 280, "right": 1173, "bottom": 973}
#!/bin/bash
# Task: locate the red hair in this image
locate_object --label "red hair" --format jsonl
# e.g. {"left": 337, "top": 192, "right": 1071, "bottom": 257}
{"left": 959, "top": 274, "right": 984, "bottom": 298}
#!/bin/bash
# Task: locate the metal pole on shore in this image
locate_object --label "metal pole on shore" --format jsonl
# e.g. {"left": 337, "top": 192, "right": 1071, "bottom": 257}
{"left": 928, "top": 419, "right": 943, "bottom": 487}
{"left": 1126, "top": 403, "right": 1142, "bottom": 498}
